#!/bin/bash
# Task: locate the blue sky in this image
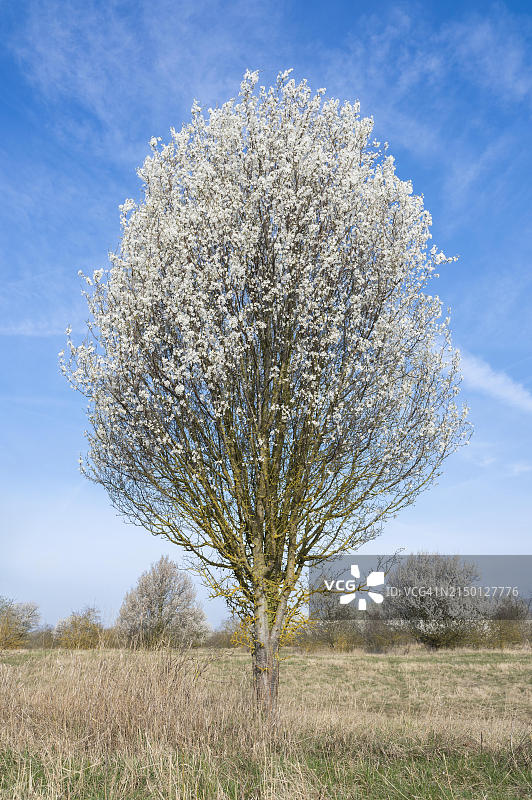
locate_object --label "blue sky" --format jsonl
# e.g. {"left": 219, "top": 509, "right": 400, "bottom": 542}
{"left": 1, "top": 0, "right": 531, "bottom": 628}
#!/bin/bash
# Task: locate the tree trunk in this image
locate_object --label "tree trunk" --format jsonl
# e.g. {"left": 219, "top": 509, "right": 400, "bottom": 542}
{"left": 252, "top": 600, "right": 280, "bottom": 715}
{"left": 252, "top": 635, "right": 280, "bottom": 714}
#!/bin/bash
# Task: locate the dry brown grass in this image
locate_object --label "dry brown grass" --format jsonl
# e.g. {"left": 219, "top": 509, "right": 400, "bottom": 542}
{"left": 0, "top": 647, "right": 531, "bottom": 799}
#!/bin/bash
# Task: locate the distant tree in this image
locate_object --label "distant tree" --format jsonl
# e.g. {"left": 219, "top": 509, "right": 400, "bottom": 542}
{"left": 388, "top": 554, "right": 489, "bottom": 648}
{"left": 55, "top": 606, "right": 103, "bottom": 649}
{"left": 27, "top": 624, "right": 55, "bottom": 650}
{"left": 490, "top": 594, "right": 530, "bottom": 621}
{"left": 487, "top": 594, "right": 530, "bottom": 648}
{"left": 305, "top": 581, "right": 359, "bottom": 650}
{"left": 0, "top": 597, "right": 40, "bottom": 649}
{"left": 117, "top": 555, "right": 209, "bottom": 648}
{"left": 205, "top": 616, "right": 241, "bottom": 648}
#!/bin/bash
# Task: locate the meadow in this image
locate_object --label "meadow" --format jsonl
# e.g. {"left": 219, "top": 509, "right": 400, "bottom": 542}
{"left": 0, "top": 647, "right": 530, "bottom": 799}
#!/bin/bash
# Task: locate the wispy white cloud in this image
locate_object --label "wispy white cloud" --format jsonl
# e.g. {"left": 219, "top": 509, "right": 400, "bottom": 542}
{"left": 0, "top": 320, "right": 69, "bottom": 337}
{"left": 317, "top": 9, "right": 447, "bottom": 156}
{"left": 13, "top": 2, "right": 532, "bottom": 160}
{"left": 443, "top": 9, "right": 532, "bottom": 107}
{"left": 461, "top": 440, "right": 497, "bottom": 468}
{"left": 508, "top": 461, "right": 532, "bottom": 476}
{"left": 10, "top": 0, "right": 286, "bottom": 156}
{"left": 314, "top": 3, "right": 532, "bottom": 227}
{"left": 460, "top": 352, "right": 532, "bottom": 414}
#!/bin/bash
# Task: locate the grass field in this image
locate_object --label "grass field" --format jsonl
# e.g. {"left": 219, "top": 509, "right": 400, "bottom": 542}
{"left": 0, "top": 647, "right": 530, "bottom": 799}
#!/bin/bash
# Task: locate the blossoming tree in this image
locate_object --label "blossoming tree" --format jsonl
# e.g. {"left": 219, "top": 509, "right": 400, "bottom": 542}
{"left": 62, "top": 70, "right": 469, "bottom": 712}
{"left": 117, "top": 555, "right": 208, "bottom": 647}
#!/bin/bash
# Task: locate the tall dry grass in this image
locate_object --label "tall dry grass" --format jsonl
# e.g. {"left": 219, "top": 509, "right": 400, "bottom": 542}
{"left": 0, "top": 647, "right": 530, "bottom": 798}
